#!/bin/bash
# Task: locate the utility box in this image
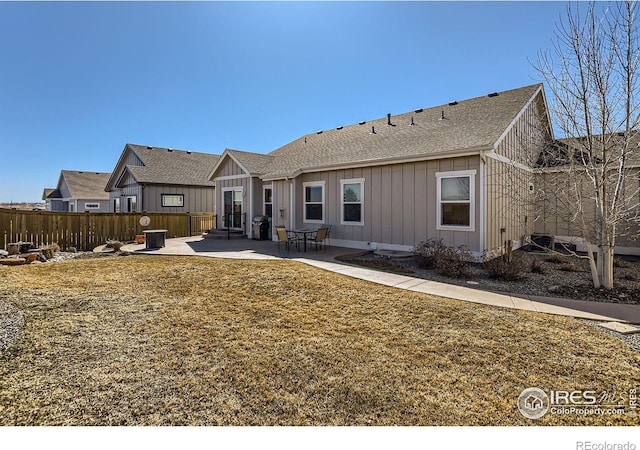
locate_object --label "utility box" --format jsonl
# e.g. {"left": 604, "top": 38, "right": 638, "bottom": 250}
{"left": 144, "top": 229, "right": 167, "bottom": 249}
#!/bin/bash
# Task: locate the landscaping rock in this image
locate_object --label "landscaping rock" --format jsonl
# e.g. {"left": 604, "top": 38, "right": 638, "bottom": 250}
{"left": 0, "top": 250, "right": 8, "bottom": 258}
{"left": 0, "top": 258, "right": 26, "bottom": 266}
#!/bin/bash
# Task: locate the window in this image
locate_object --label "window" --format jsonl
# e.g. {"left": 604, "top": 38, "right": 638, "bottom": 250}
{"left": 436, "top": 170, "right": 476, "bottom": 231}
{"left": 162, "top": 194, "right": 184, "bottom": 207}
{"left": 303, "top": 181, "right": 325, "bottom": 223}
{"left": 127, "top": 195, "right": 137, "bottom": 213}
{"left": 263, "top": 187, "right": 273, "bottom": 219}
{"left": 113, "top": 198, "right": 120, "bottom": 213}
{"left": 340, "top": 178, "right": 364, "bottom": 225}
{"left": 84, "top": 203, "right": 100, "bottom": 210}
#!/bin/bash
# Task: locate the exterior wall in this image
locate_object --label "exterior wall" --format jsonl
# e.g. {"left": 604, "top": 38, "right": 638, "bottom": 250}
{"left": 534, "top": 168, "right": 640, "bottom": 254}
{"left": 76, "top": 199, "right": 110, "bottom": 213}
{"left": 109, "top": 185, "right": 142, "bottom": 212}
{"left": 289, "top": 156, "right": 483, "bottom": 253}
{"left": 215, "top": 176, "right": 252, "bottom": 232}
{"left": 218, "top": 158, "right": 246, "bottom": 177}
{"left": 142, "top": 185, "right": 215, "bottom": 213}
{"left": 49, "top": 200, "right": 68, "bottom": 212}
{"left": 485, "top": 96, "right": 545, "bottom": 256}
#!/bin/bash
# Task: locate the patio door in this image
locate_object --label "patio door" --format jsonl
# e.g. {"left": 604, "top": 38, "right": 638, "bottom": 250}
{"left": 223, "top": 188, "right": 243, "bottom": 229}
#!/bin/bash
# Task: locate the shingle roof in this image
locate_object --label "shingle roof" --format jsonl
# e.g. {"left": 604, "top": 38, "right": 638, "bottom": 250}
{"left": 123, "top": 144, "right": 220, "bottom": 187}
{"left": 226, "top": 149, "right": 274, "bottom": 174}
{"left": 42, "top": 188, "right": 56, "bottom": 200}
{"left": 58, "top": 171, "right": 111, "bottom": 200}
{"left": 260, "top": 84, "right": 543, "bottom": 178}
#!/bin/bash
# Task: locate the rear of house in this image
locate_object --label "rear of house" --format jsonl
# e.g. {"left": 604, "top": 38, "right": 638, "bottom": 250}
{"left": 210, "top": 84, "right": 552, "bottom": 259}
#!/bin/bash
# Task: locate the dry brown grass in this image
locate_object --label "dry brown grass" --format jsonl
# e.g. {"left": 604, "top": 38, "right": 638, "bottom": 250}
{"left": 0, "top": 255, "right": 639, "bottom": 425}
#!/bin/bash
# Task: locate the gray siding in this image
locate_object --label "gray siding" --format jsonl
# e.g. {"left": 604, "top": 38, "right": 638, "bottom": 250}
{"left": 76, "top": 200, "right": 110, "bottom": 213}
{"left": 291, "top": 156, "right": 482, "bottom": 252}
{"left": 142, "top": 185, "right": 215, "bottom": 213}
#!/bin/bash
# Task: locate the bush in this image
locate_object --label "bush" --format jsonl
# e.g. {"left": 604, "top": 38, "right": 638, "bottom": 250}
{"left": 106, "top": 240, "right": 124, "bottom": 252}
{"left": 483, "top": 250, "right": 529, "bottom": 280}
{"left": 545, "top": 253, "right": 566, "bottom": 264}
{"left": 413, "top": 238, "right": 472, "bottom": 277}
{"left": 613, "top": 257, "right": 631, "bottom": 268}
{"left": 559, "top": 262, "right": 578, "bottom": 272}
{"left": 530, "top": 259, "right": 545, "bottom": 274}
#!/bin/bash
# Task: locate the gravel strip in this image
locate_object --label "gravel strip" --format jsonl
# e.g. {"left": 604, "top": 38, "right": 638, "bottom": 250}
{"left": 0, "top": 299, "right": 24, "bottom": 354}
{"left": 584, "top": 320, "right": 640, "bottom": 353}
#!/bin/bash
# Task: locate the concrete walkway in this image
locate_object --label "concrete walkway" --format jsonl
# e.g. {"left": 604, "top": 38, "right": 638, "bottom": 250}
{"left": 121, "top": 236, "right": 640, "bottom": 324}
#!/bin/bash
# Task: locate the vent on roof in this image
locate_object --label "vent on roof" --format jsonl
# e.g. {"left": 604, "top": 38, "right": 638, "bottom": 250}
{"left": 186, "top": 151, "right": 192, "bottom": 154}
{"left": 316, "top": 130, "right": 323, "bottom": 134}
{"left": 371, "top": 126, "right": 376, "bottom": 134}
{"left": 147, "top": 146, "right": 153, "bottom": 149}
{"left": 167, "top": 148, "right": 173, "bottom": 152}
{"left": 359, "top": 120, "right": 366, "bottom": 125}
{"left": 440, "top": 110, "right": 447, "bottom": 120}
{"left": 488, "top": 92, "right": 499, "bottom": 98}
{"left": 336, "top": 126, "right": 344, "bottom": 130}
{"left": 410, "top": 117, "right": 415, "bottom": 126}
{"left": 414, "top": 108, "right": 423, "bottom": 113}
{"left": 387, "top": 113, "right": 395, "bottom": 126}
{"left": 448, "top": 101, "right": 458, "bottom": 106}
{"left": 78, "top": 171, "right": 84, "bottom": 174}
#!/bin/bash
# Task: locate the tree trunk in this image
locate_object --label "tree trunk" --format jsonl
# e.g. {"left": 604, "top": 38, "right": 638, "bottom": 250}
{"left": 587, "top": 244, "right": 601, "bottom": 289}
{"left": 601, "top": 245, "right": 615, "bottom": 289}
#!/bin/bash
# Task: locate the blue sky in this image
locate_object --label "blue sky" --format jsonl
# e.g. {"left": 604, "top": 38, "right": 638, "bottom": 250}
{"left": 0, "top": 1, "right": 569, "bottom": 203}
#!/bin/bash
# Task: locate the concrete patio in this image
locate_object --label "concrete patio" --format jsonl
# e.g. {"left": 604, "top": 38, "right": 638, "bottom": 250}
{"left": 121, "top": 236, "right": 640, "bottom": 324}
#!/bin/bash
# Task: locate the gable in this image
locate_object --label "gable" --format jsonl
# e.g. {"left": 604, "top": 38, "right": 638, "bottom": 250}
{"left": 105, "top": 145, "right": 144, "bottom": 192}
{"left": 211, "top": 153, "right": 250, "bottom": 179}
{"left": 115, "top": 168, "right": 138, "bottom": 188}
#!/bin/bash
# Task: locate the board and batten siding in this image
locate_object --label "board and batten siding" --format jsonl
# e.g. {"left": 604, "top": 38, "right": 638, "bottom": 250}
{"left": 293, "top": 156, "right": 482, "bottom": 253}
{"left": 142, "top": 185, "right": 215, "bottom": 213}
{"left": 485, "top": 92, "right": 546, "bottom": 256}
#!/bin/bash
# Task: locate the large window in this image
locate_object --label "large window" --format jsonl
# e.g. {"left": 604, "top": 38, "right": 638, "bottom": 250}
{"left": 162, "top": 194, "right": 184, "bottom": 207}
{"left": 263, "top": 187, "right": 273, "bottom": 219}
{"left": 340, "top": 178, "right": 364, "bottom": 225}
{"left": 436, "top": 170, "right": 475, "bottom": 231}
{"left": 303, "top": 181, "right": 325, "bottom": 223}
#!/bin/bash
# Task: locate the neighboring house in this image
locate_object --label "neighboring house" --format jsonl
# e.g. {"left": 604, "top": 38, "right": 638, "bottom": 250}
{"left": 42, "top": 170, "right": 112, "bottom": 212}
{"left": 104, "top": 144, "right": 220, "bottom": 213}
{"left": 534, "top": 133, "right": 640, "bottom": 255}
{"left": 209, "top": 84, "right": 551, "bottom": 258}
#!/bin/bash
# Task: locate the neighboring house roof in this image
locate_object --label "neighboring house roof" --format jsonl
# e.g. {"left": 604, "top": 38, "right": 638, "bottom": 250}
{"left": 254, "top": 84, "right": 544, "bottom": 179}
{"left": 46, "top": 171, "right": 111, "bottom": 200}
{"left": 537, "top": 131, "right": 640, "bottom": 168}
{"left": 105, "top": 144, "right": 220, "bottom": 191}
{"left": 42, "top": 188, "right": 56, "bottom": 200}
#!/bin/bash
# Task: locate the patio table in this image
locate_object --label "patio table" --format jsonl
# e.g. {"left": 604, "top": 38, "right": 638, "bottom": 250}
{"left": 292, "top": 228, "right": 315, "bottom": 252}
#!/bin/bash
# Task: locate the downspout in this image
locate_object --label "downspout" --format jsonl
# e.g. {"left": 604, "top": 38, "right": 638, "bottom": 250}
{"left": 248, "top": 177, "right": 253, "bottom": 239}
{"left": 479, "top": 149, "right": 486, "bottom": 259}
{"left": 289, "top": 178, "right": 294, "bottom": 229}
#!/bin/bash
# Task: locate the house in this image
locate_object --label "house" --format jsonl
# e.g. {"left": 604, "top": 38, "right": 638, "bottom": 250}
{"left": 209, "top": 84, "right": 552, "bottom": 258}
{"left": 534, "top": 133, "right": 640, "bottom": 255}
{"left": 42, "top": 170, "right": 112, "bottom": 212}
{"left": 104, "top": 144, "right": 220, "bottom": 213}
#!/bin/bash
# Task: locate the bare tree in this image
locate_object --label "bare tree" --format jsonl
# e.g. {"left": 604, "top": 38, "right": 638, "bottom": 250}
{"left": 533, "top": 1, "right": 640, "bottom": 289}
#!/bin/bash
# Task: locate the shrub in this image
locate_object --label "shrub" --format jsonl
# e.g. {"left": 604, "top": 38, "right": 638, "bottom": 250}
{"left": 530, "top": 259, "right": 545, "bottom": 274}
{"left": 483, "top": 249, "right": 529, "bottom": 280}
{"left": 559, "top": 262, "right": 578, "bottom": 272}
{"left": 545, "top": 253, "right": 566, "bottom": 264}
{"left": 413, "top": 238, "right": 472, "bottom": 277}
{"left": 613, "top": 257, "right": 631, "bottom": 268}
{"left": 413, "top": 238, "right": 447, "bottom": 269}
{"left": 106, "top": 240, "right": 124, "bottom": 252}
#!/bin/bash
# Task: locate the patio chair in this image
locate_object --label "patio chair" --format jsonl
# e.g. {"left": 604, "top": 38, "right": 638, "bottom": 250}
{"left": 275, "top": 226, "right": 299, "bottom": 252}
{"left": 320, "top": 224, "right": 332, "bottom": 247}
{"left": 309, "top": 227, "right": 329, "bottom": 252}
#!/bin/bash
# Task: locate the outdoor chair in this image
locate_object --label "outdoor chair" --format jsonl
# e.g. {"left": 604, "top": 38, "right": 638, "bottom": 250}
{"left": 319, "top": 224, "right": 332, "bottom": 247}
{"left": 309, "top": 227, "right": 329, "bottom": 252}
{"left": 275, "top": 227, "right": 300, "bottom": 252}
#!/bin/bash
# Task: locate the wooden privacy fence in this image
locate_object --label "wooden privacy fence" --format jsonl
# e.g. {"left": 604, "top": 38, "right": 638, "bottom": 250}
{"left": 0, "top": 208, "right": 216, "bottom": 251}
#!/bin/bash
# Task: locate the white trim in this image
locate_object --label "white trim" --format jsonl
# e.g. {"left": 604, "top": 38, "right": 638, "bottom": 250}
{"left": 340, "top": 178, "right": 365, "bottom": 226}
{"left": 249, "top": 178, "right": 254, "bottom": 238}
{"left": 302, "top": 181, "right": 326, "bottom": 224}
{"left": 435, "top": 170, "right": 476, "bottom": 232}
{"left": 214, "top": 174, "right": 251, "bottom": 181}
{"left": 263, "top": 185, "right": 273, "bottom": 218}
{"left": 484, "top": 151, "right": 534, "bottom": 173}
{"left": 479, "top": 155, "right": 486, "bottom": 255}
{"left": 493, "top": 85, "right": 546, "bottom": 150}
{"left": 221, "top": 186, "right": 244, "bottom": 230}
{"left": 161, "top": 194, "right": 184, "bottom": 207}
{"left": 208, "top": 150, "right": 252, "bottom": 181}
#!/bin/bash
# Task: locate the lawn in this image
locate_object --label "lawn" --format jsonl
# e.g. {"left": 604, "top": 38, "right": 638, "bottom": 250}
{"left": 0, "top": 255, "right": 639, "bottom": 425}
